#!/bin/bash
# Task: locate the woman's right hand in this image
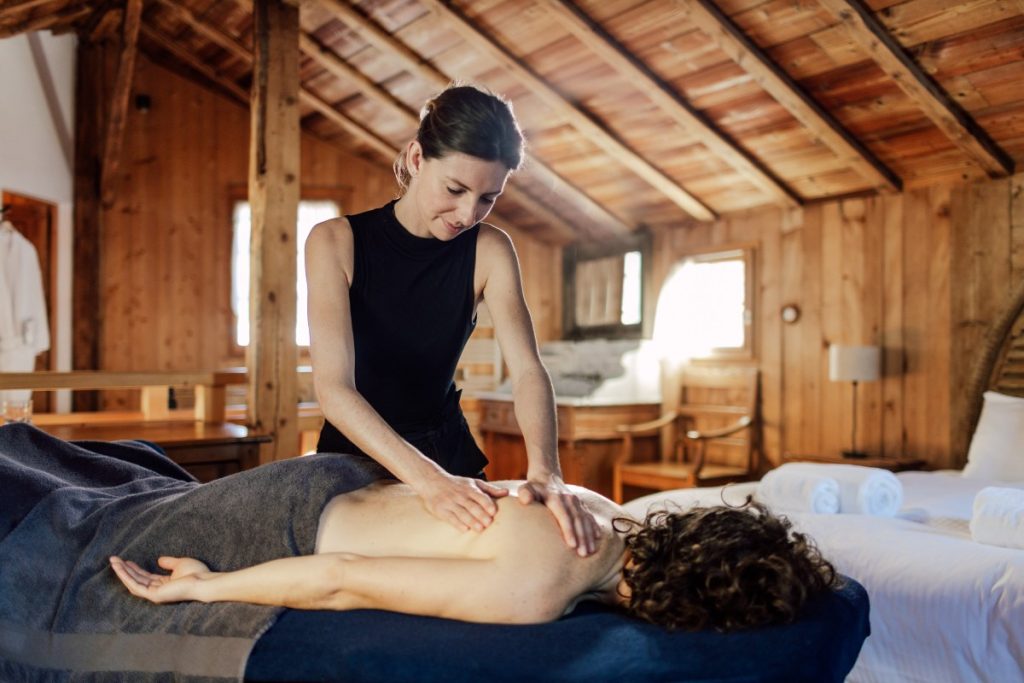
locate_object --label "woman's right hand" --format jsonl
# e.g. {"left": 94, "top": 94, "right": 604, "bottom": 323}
{"left": 413, "top": 471, "right": 509, "bottom": 532}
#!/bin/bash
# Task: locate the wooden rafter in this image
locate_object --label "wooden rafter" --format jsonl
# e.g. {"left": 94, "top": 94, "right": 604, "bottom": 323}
{"left": 537, "top": 0, "right": 800, "bottom": 209}
{"left": 675, "top": 0, "right": 901, "bottom": 193}
{"left": 816, "top": 0, "right": 1014, "bottom": 178}
{"left": 0, "top": 0, "right": 60, "bottom": 21}
{"left": 0, "top": 4, "right": 89, "bottom": 38}
{"left": 100, "top": 0, "right": 143, "bottom": 207}
{"left": 312, "top": 0, "right": 631, "bottom": 237}
{"left": 416, "top": 0, "right": 715, "bottom": 221}
{"left": 141, "top": 25, "right": 249, "bottom": 102}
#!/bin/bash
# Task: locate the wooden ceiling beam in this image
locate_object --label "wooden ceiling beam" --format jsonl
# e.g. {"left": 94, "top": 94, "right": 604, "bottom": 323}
{"left": 100, "top": 0, "right": 143, "bottom": 207}
{"left": 0, "top": 0, "right": 61, "bottom": 21}
{"left": 140, "top": 24, "right": 250, "bottom": 102}
{"left": 537, "top": 0, "right": 800, "bottom": 209}
{"left": 416, "top": 0, "right": 714, "bottom": 221}
{"left": 0, "top": 4, "right": 90, "bottom": 38}
{"left": 816, "top": 0, "right": 1014, "bottom": 177}
{"left": 675, "top": 0, "right": 901, "bottom": 193}
{"left": 312, "top": 0, "right": 632, "bottom": 237}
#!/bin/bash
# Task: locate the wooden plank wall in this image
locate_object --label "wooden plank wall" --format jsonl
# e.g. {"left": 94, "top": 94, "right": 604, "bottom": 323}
{"left": 95, "top": 55, "right": 561, "bottom": 408}
{"left": 651, "top": 173, "right": 1023, "bottom": 470}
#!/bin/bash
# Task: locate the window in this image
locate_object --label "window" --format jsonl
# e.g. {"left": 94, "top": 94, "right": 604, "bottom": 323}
{"left": 231, "top": 199, "right": 340, "bottom": 347}
{"left": 652, "top": 245, "right": 755, "bottom": 361}
{"left": 562, "top": 231, "right": 651, "bottom": 340}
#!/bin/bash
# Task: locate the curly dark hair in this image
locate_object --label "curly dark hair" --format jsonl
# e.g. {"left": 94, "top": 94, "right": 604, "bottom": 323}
{"left": 616, "top": 502, "right": 838, "bottom": 632}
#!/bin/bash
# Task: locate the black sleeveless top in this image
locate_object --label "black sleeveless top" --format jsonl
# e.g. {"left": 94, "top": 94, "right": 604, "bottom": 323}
{"left": 318, "top": 200, "right": 479, "bottom": 446}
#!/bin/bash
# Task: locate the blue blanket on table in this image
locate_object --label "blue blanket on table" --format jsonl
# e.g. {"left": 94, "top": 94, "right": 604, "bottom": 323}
{"left": 0, "top": 423, "right": 388, "bottom": 682}
{"left": 0, "top": 423, "right": 870, "bottom": 683}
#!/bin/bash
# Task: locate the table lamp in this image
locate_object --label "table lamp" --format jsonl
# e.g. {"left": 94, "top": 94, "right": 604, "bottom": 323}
{"left": 829, "top": 344, "right": 881, "bottom": 459}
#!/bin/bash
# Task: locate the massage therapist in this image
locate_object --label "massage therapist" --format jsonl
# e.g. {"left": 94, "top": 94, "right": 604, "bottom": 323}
{"left": 305, "top": 84, "right": 599, "bottom": 556}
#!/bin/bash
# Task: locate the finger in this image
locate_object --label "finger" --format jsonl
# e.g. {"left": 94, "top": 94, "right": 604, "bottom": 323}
{"left": 449, "top": 504, "right": 477, "bottom": 532}
{"left": 465, "top": 484, "right": 498, "bottom": 517}
{"left": 123, "top": 560, "right": 157, "bottom": 586}
{"left": 475, "top": 480, "right": 510, "bottom": 499}
{"left": 158, "top": 556, "right": 178, "bottom": 569}
{"left": 459, "top": 495, "right": 494, "bottom": 530}
{"left": 569, "top": 501, "right": 587, "bottom": 557}
{"left": 585, "top": 513, "right": 601, "bottom": 554}
{"left": 517, "top": 484, "right": 537, "bottom": 504}
{"left": 545, "top": 496, "right": 577, "bottom": 548}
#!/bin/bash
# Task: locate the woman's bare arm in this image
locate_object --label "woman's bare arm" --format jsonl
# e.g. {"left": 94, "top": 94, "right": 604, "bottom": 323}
{"left": 110, "top": 552, "right": 564, "bottom": 624}
{"left": 477, "top": 225, "right": 601, "bottom": 556}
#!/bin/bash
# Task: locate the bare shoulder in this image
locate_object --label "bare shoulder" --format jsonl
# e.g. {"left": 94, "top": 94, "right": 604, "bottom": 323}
{"left": 306, "top": 216, "right": 353, "bottom": 252}
{"left": 305, "top": 216, "right": 354, "bottom": 285}
{"left": 476, "top": 223, "right": 517, "bottom": 264}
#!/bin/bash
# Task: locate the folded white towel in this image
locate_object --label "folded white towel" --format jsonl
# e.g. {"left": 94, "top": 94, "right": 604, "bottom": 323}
{"left": 970, "top": 486, "right": 1024, "bottom": 550}
{"left": 761, "top": 463, "right": 903, "bottom": 516}
{"left": 757, "top": 465, "right": 841, "bottom": 514}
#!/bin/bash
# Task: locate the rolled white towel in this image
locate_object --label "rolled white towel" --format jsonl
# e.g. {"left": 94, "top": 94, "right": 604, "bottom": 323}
{"left": 782, "top": 463, "right": 903, "bottom": 516}
{"left": 757, "top": 464, "right": 840, "bottom": 514}
{"left": 970, "top": 487, "right": 1024, "bottom": 550}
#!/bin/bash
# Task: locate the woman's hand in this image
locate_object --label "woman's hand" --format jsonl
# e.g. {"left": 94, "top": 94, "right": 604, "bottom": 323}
{"left": 413, "top": 471, "right": 509, "bottom": 532}
{"left": 109, "top": 555, "right": 214, "bottom": 604}
{"left": 518, "top": 475, "right": 601, "bottom": 557}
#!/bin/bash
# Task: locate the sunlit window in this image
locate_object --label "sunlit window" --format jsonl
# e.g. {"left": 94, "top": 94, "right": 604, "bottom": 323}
{"left": 653, "top": 247, "right": 753, "bottom": 361}
{"left": 231, "top": 200, "right": 339, "bottom": 346}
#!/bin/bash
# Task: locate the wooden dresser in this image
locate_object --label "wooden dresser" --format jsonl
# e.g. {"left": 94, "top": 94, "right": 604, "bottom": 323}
{"left": 478, "top": 396, "right": 661, "bottom": 499}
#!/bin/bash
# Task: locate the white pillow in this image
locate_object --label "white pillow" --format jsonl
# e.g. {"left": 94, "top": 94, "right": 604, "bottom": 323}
{"left": 963, "top": 391, "right": 1024, "bottom": 482}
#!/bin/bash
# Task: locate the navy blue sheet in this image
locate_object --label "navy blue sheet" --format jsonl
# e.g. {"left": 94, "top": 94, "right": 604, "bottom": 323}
{"left": 247, "top": 578, "right": 869, "bottom": 683}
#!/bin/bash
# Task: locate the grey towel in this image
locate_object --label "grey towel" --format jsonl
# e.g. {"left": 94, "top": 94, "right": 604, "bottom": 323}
{"left": 0, "top": 423, "right": 389, "bottom": 682}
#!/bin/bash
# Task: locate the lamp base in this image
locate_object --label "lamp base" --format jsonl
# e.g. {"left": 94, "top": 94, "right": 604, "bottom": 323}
{"left": 841, "top": 449, "right": 869, "bottom": 459}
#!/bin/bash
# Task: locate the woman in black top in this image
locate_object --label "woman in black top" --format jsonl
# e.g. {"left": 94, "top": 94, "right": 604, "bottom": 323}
{"left": 306, "top": 85, "right": 598, "bottom": 556}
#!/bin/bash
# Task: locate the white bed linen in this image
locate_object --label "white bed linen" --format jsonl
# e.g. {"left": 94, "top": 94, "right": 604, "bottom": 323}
{"left": 624, "top": 472, "right": 1024, "bottom": 683}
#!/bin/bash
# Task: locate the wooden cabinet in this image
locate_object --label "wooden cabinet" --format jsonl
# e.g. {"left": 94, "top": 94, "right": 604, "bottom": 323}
{"left": 479, "top": 397, "right": 661, "bottom": 498}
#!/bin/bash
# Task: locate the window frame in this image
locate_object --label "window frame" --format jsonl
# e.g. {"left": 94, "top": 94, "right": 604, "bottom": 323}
{"left": 664, "top": 242, "right": 757, "bottom": 362}
{"left": 224, "top": 184, "right": 350, "bottom": 362}
{"left": 561, "top": 230, "right": 652, "bottom": 341}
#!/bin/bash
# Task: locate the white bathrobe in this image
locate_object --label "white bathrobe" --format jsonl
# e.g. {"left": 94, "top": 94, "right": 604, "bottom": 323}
{"left": 0, "top": 221, "right": 50, "bottom": 403}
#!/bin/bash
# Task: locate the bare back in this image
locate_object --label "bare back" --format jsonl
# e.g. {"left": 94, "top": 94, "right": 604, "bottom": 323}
{"left": 316, "top": 481, "right": 626, "bottom": 616}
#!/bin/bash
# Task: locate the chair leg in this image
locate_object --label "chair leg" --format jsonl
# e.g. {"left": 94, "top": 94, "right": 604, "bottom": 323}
{"left": 613, "top": 467, "right": 623, "bottom": 504}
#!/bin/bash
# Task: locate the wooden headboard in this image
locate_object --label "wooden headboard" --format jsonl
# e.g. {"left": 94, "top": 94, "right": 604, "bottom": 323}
{"left": 965, "top": 277, "right": 1024, "bottom": 437}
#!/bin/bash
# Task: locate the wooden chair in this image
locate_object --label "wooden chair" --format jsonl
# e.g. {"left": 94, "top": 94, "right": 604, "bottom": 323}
{"left": 612, "top": 365, "right": 760, "bottom": 503}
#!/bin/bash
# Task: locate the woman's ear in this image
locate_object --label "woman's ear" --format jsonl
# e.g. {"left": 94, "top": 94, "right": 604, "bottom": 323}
{"left": 406, "top": 140, "right": 423, "bottom": 178}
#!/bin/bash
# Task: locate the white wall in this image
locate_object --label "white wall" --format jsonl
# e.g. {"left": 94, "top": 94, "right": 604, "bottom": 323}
{"left": 0, "top": 32, "right": 77, "bottom": 411}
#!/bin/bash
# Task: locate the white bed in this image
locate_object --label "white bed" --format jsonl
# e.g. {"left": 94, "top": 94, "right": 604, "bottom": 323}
{"left": 623, "top": 472, "right": 1024, "bottom": 683}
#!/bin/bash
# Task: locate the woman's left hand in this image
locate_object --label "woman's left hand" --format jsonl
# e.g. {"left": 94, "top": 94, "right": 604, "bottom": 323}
{"left": 517, "top": 476, "right": 601, "bottom": 557}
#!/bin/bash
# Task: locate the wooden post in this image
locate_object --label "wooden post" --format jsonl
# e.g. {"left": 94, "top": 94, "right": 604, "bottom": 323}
{"left": 247, "top": 0, "right": 300, "bottom": 462}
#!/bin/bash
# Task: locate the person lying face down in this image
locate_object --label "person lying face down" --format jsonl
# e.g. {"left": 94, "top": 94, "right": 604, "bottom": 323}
{"left": 111, "top": 481, "right": 838, "bottom": 631}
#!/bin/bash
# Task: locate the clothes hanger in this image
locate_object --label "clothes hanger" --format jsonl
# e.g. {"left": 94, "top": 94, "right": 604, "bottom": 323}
{"left": 0, "top": 205, "right": 12, "bottom": 232}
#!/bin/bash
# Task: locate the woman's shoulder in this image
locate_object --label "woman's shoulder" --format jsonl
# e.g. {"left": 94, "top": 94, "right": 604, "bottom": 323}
{"left": 307, "top": 216, "right": 353, "bottom": 248}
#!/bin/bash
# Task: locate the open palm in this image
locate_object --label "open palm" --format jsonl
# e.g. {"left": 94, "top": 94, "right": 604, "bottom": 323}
{"left": 110, "top": 555, "right": 212, "bottom": 604}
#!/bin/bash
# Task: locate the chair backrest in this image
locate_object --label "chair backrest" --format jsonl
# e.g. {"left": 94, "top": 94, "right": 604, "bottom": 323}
{"left": 672, "top": 365, "right": 760, "bottom": 471}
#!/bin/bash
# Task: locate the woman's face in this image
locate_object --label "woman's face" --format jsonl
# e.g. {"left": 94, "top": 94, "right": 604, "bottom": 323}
{"left": 404, "top": 142, "right": 510, "bottom": 240}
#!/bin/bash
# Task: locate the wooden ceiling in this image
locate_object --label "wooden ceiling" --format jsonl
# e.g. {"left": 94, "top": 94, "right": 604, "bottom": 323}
{"left": 4, "top": 0, "right": 1023, "bottom": 243}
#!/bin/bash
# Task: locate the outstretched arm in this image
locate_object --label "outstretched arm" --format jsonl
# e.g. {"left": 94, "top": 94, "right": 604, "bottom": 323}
{"left": 110, "top": 553, "right": 562, "bottom": 624}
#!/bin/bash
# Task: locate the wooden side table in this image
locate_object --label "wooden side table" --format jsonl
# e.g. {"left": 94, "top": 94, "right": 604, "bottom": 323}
{"left": 783, "top": 454, "right": 926, "bottom": 472}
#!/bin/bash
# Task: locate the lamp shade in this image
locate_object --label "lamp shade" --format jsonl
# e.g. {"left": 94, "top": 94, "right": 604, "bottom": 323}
{"left": 829, "top": 345, "right": 881, "bottom": 382}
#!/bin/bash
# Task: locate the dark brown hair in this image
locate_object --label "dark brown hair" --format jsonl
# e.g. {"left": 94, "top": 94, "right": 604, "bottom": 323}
{"left": 616, "top": 503, "right": 838, "bottom": 632}
{"left": 394, "top": 84, "right": 524, "bottom": 193}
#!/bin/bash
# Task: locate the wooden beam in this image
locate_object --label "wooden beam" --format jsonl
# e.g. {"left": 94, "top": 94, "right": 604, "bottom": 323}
{"left": 99, "top": 0, "right": 143, "bottom": 208}
{"left": 140, "top": 25, "right": 249, "bottom": 102}
{"left": 0, "top": 4, "right": 89, "bottom": 38}
{"left": 675, "top": 0, "right": 901, "bottom": 193}
{"left": 816, "top": 0, "right": 1014, "bottom": 178}
{"left": 312, "top": 0, "right": 632, "bottom": 236}
{"left": 27, "top": 31, "right": 73, "bottom": 172}
{"left": 537, "top": 0, "right": 800, "bottom": 208}
{"left": 0, "top": 0, "right": 60, "bottom": 21}
{"left": 416, "top": 0, "right": 714, "bottom": 220}
{"left": 248, "top": 0, "right": 300, "bottom": 462}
